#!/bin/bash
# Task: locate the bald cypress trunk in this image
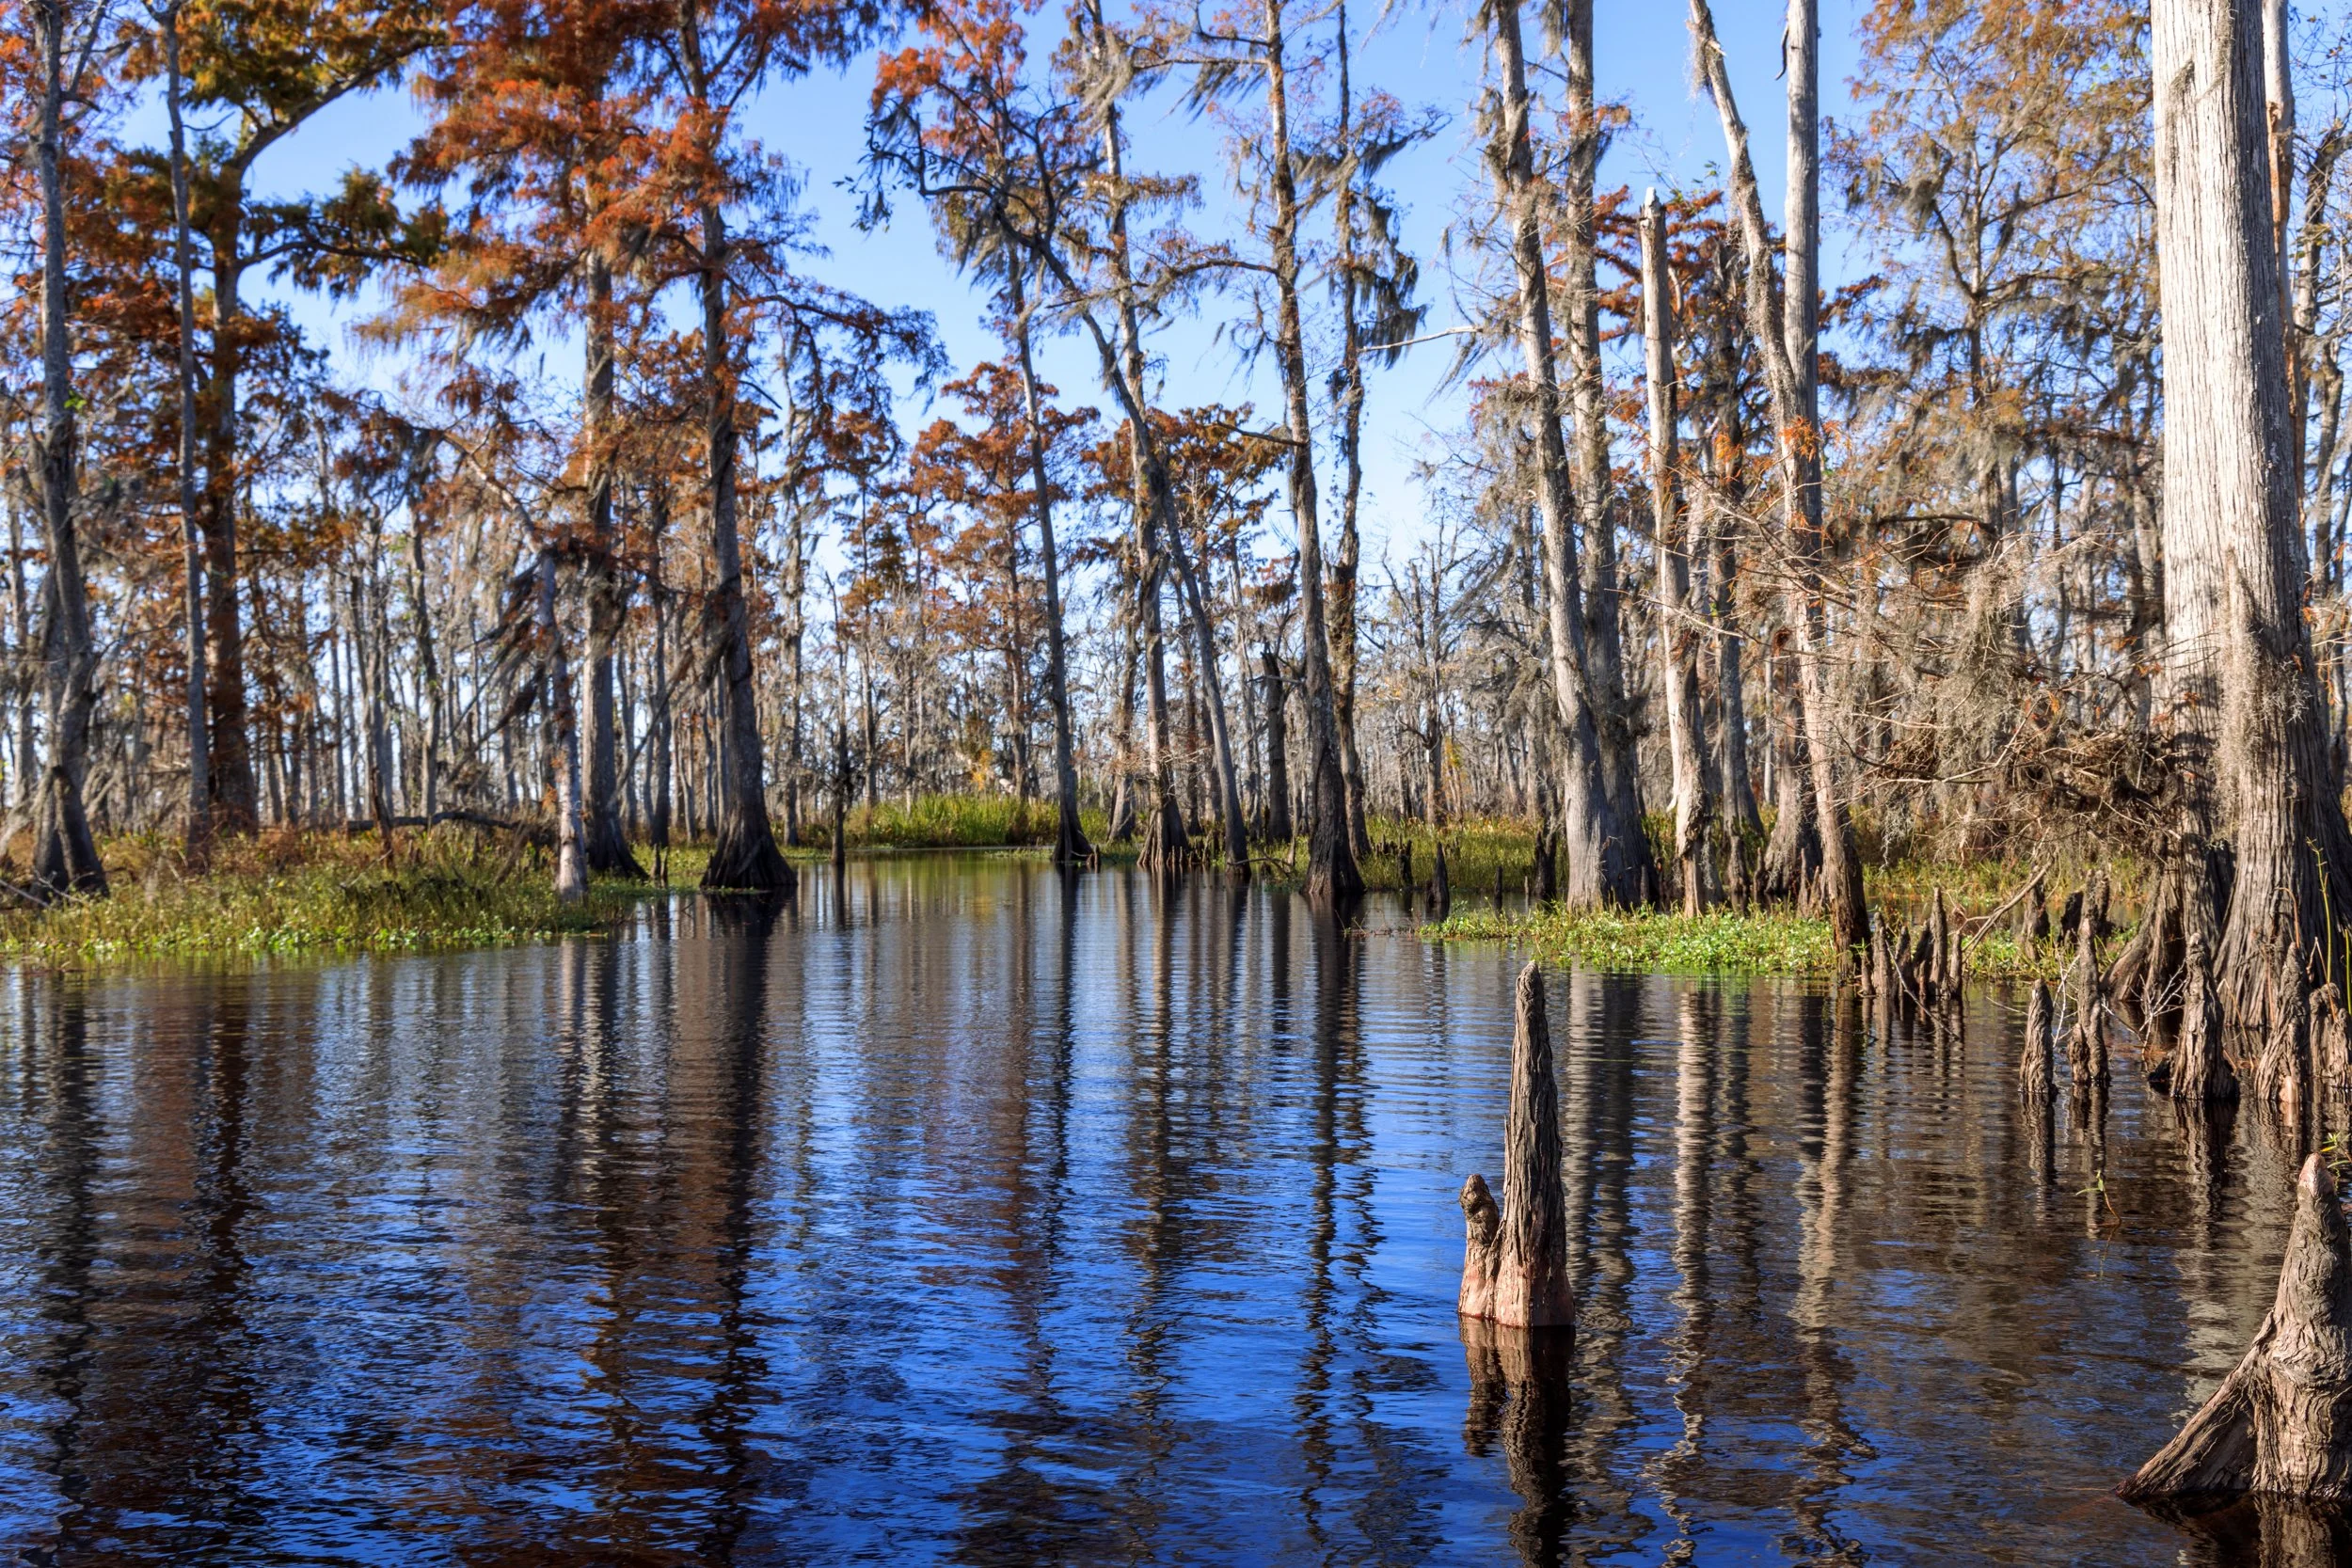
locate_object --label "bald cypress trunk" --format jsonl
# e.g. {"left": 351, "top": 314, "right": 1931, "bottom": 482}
{"left": 1688, "top": 0, "right": 1865, "bottom": 953}
{"left": 2153, "top": 0, "right": 2352, "bottom": 1016}
{"left": 1486, "top": 0, "right": 1644, "bottom": 909}
{"left": 28, "top": 0, "right": 103, "bottom": 898}
{"left": 1643, "top": 192, "right": 1711, "bottom": 913}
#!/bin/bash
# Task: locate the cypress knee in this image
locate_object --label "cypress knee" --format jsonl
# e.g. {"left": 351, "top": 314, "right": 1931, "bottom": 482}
{"left": 1457, "top": 963, "right": 1573, "bottom": 1331}
{"left": 2121, "top": 1154, "right": 2352, "bottom": 1504}
{"left": 2021, "top": 979, "right": 2056, "bottom": 1100}
{"left": 2314, "top": 985, "right": 2352, "bottom": 1094}
{"left": 1431, "top": 844, "right": 1451, "bottom": 920}
{"left": 2256, "top": 943, "right": 2312, "bottom": 1119}
{"left": 2172, "top": 927, "right": 2239, "bottom": 1102}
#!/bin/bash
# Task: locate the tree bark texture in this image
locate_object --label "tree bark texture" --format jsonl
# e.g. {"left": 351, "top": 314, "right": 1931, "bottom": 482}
{"left": 2122, "top": 1154, "right": 2352, "bottom": 1503}
{"left": 1458, "top": 962, "right": 1574, "bottom": 1330}
{"left": 30, "top": 0, "right": 105, "bottom": 898}
{"left": 2152, "top": 0, "right": 2352, "bottom": 1019}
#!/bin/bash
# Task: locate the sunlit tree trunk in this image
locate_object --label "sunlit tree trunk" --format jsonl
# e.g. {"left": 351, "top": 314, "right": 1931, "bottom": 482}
{"left": 582, "top": 250, "right": 643, "bottom": 877}
{"left": 676, "top": 8, "right": 790, "bottom": 894}
{"left": 29, "top": 0, "right": 105, "bottom": 898}
{"left": 1005, "top": 255, "right": 1091, "bottom": 866}
{"left": 1263, "top": 0, "right": 1359, "bottom": 901}
{"left": 1486, "top": 0, "right": 1642, "bottom": 908}
{"left": 2153, "top": 0, "right": 2352, "bottom": 1013}
{"left": 1643, "top": 192, "right": 1711, "bottom": 913}
{"left": 1689, "top": 0, "right": 1865, "bottom": 952}
{"left": 161, "top": 0, "right": 210, "bottom": 857}
{"left": 538, "top": 545, "right": 587, "bottom": 902}
{"left": 1562, "top": 0, "right": 1653, "bottom": 896}
{"left": 1327, "top": 2, "right": 1372, "bottom": 861}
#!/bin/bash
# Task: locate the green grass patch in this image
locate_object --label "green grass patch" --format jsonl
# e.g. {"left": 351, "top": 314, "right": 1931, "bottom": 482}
{"left": 0, "top": 829, "right": 629, "bottom": 969}
{"left": 1428, "top": 904, "right": 1835, "bottom": 975}
{"left": 1426, "top": 900, "right": 2073, "bottom": 980}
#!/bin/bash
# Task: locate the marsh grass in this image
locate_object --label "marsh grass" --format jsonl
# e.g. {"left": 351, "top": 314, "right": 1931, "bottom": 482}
{"left": 0, "top": 828, "right": 627, "bottom": 968}
{"left": 1426, "top": 902, "right": 2071, "bottom": 980}
{"left": 753, "top": 795, "right": 1127, "bottom": 855}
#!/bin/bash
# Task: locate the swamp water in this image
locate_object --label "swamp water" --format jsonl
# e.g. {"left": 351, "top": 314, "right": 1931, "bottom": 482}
{"left": 0, "top": 855, "right": 2333, "bottom": 1565}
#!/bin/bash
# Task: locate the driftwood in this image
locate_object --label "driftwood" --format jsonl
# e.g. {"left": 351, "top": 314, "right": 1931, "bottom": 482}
{"left": 2120, "top": 1154, "right": 2352, "bottom": 1504}
{"left": 1459, "top": 963, "right": 1574, "bottom": 1331}
{"left": 2021, "top": 980, "right": 2056, "bottom": 1099}
{"left": 2172, "top": 925, "right": 2240, "bottom": 1102}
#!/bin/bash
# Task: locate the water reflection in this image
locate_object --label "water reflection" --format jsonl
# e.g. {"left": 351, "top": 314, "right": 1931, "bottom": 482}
{"left": 0, "top": 857, "right": 2327, "bottom": 1563}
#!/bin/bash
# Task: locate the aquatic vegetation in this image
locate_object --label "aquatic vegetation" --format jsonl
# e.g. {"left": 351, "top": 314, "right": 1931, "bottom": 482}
{"left": 1427, "top": 901, "right": 2067, "bottom": 980}
{"left": 0, "top": 830, "right": 626, "bottom": 968}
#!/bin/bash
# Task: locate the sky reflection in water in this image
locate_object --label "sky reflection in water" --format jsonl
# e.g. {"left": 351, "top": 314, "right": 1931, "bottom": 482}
{"left": 0, "top": 857, "right": 2328, "bottom": 1564}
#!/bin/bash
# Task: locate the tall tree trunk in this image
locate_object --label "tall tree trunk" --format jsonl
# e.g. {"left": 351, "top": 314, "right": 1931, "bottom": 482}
{"left": 1689, "top": 0, "right": 1865, "bottom": 953}
{"left": 692, "top": 196, "right": 791, "bottom": 892}
{"left": 538, "top": 545, "right": 587, "bottom": 901}
{"left": 1262, "top": 645, "right": 1293, "bottom": 842}
{"left": 1263, "top": 0, "right": 1359, "bottom": 901}
{"left": 200, "top": 172, "right": 260, "bottom": 832}
{"left": 1327, "top": 0, "right": 1372, "bottom": 861}
{"left": 582, "top": 251, "right": 644, "bottom": 877}
{"left": 1562, "top": 0, "right": 1652, "bottom": 895}
{"left": 647, "top": 484, "right": 675, "bottom": 879}
{"left": 405, "top": 492, "right": 444, "bottom": 820}
{"left": 1643, "top": 191, "right": 1711, "bottom": 913}
{"left": 1006, "top": 255, "right": 1090, "bottom": 866}
{"left": 29, "top": 0, "right": 104, "bottom": 898}
{"left": 1487, "top": 0, "right": 1642, "bottom": 908}
{"left": 2153, "top": 0, "right": 2352, "bottom": 1013}
{"left": 162, "top": 0, "right": 209, "bottom": 856}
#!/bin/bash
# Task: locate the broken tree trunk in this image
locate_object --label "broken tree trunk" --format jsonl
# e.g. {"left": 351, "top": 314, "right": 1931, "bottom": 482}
{"left": 1431, "top": 844, "right": 1451, "bottom": 921}
{"left": 2121, "top": 1153, "right": 2352, "bottom": 1503}
{"left": 1458, "top": 962, "right": 1574, "bottom": 1331}
{"left": 2023, "top": 980, "right": 2057, "bottom": 1100}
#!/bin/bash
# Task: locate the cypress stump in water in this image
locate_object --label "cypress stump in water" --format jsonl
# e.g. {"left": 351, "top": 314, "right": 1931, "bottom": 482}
{"left": 2021, "top": 980, "right": 2056, "bottom": 1100}
{"left": 2121, "top": 1154, "right": 2352, "bottom": 1504}
{"left": 1458, "top": 963, "right": 1573, "bottom": 1331}
{"left": 1430, "top": 845, "right": 1451, "bottom": 920}
{"left": 2068, "top": 886, "right": 2111, "bottom": 1087}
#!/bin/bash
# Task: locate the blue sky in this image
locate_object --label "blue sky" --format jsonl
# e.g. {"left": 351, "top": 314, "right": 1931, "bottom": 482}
{"left": 215, "top": 0, "right": 1873, "bottom": 571}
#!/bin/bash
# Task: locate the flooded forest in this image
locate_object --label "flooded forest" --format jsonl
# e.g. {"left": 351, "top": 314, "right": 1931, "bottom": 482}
{"left": 6, "top": 0, "right": 2352, "bottom": 1560}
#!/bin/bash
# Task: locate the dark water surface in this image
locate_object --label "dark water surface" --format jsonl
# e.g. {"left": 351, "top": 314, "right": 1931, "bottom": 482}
{"left": 0, "top": 856, "right": 2328, "bottom": 1564}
